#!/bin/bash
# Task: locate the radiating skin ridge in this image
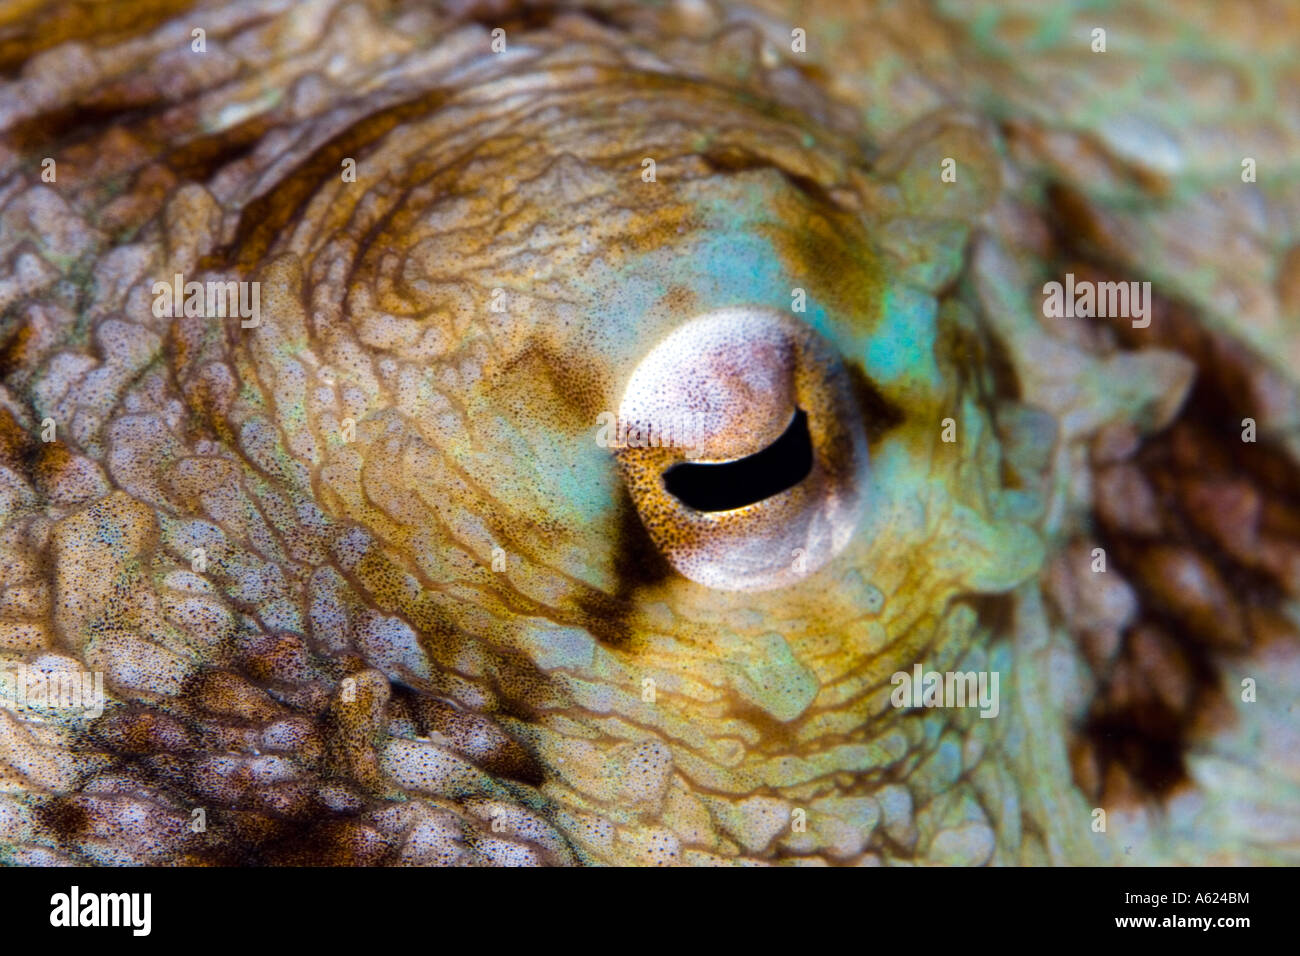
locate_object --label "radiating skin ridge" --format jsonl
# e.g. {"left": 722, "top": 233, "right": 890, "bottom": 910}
{"left": 0, "top": 0, "right": 1297, "bottom": 865}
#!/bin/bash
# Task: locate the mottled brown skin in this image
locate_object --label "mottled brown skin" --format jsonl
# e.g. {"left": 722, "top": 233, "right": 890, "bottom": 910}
{"left": 0, "top": 0, "right": 1297, "bottom": 866}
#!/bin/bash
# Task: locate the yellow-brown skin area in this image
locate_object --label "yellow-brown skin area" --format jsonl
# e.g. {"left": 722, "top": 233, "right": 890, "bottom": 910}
{"left": 0, "top": 0, "right": 197, "bottom": 74}
{"left": 0, "top": 4, "right": 1036, "bottom": 864}
{"left": 205, "top": 56, "right": 1046, "bottom": 863}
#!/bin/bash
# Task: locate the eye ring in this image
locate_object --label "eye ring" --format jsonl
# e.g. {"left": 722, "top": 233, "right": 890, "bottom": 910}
{"left": 612, "top": 307, "right": 869, "bottom": 591}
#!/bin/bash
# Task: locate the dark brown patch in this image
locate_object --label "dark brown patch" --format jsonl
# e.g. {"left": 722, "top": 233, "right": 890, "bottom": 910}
{"left": 962, "top": 591, "right": 1017, "bottom": 637}
{"left": 4, "top": 99, "right": 163, "bottom": 154}
{"left": 396, "top": 686, "right": 546, "bottom": 787}
{"left": 37, "top": 796, "right": 91, "bottom": 841}
{"left": 492, "top": 341, "right": 611, "bottom": 439}
{"left": 0, "top": 322, "right": 32, "bottom": 380}
{"left": 450, "top": 1, "right": 621, "bottom": 34}
{"left": 258, "top": 816, "right": 393, "bottom": 867}
{"left": 213, "top": 88, "right": 451, "bottom": 270}
{"left": 92, "top": 707, "right": 196, "bottom": 756}
{"left": 482, "top": 645, "right": 553, "bottom": 723}
{"left": 934, "top": 299, "right": 1022, "bottom": 402}
{"left": 844, "top": 360, "right": 905, "bottom": 445}
{"left": 764, "top": 188, "right": 884, "bottom": 326}
{"left": 571, "top": 486, "right": 673, "bottom": 649}
{"left": 701, "top": 146, "right": 839, "bottom": 209}
{"left": 660, "top": 283, "right": 698, "bottom": 316}
{"left": 32, "top": 440, "right": 73, "bottom": 497}
{"left": 163, "top": 114, "right": 271, "bottom": 181}
{"left": 1050, "top": 272, "right": 1300, "bottom": 805}
{"left": 0, "top": 407, "right": 35, "bottom": 471}
{"left": 1029, "top": 172, "right": 1300, "bottom": 805}
{"left": 0, "top": 0, "right": 197, "bottom": 78}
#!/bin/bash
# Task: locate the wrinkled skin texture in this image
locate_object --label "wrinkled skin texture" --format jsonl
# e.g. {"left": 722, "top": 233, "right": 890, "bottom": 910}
{"left": 0, "top": 0, "right": 1298, "bottom": 866}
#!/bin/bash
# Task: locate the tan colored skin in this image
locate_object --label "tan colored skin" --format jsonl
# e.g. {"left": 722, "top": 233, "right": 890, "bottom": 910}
{"left": 0, "top": 0, "right": 1297, "bottom": 865}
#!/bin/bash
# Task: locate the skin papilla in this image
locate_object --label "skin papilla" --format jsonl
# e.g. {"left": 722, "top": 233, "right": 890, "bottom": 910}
{"left": 0, "top": 0, "right": 1298, "bottom": 866}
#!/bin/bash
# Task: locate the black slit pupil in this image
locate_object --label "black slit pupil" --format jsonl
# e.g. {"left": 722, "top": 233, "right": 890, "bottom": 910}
{"left": 662, "top": 409, "right": 814, "bottom": 512}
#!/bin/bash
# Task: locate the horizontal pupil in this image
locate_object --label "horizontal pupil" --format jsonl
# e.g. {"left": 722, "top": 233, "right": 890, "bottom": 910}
{"left": 662, "top": 409, "right": 813, "bottom": 512}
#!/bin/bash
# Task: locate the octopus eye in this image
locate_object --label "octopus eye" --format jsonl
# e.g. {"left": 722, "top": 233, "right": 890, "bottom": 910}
{"left": 612, "top": 307, "right": 869, "bottom": 592}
